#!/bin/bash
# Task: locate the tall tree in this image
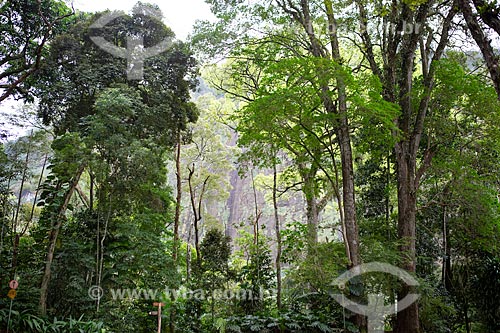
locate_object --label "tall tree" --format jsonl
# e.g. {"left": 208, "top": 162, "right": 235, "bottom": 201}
{"left": 39, "top": 158, "right": 85, "bottom": 315}
{"left": 194, "top": 0, "right": 362, "bottom": 269}
{"left": 32, "top": 2, "right": 199, "bottom": 316}
{"left": 349, "top": 1, "right": 460, "bottom": 330}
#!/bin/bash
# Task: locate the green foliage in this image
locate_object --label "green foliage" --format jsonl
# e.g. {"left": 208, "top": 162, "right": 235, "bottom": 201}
{"left": 3, "top": 1, "right": 500, "bottom": 332}
{"left": 179, "top": 93, "right": 237, "bottom": 229}
{"left": 2, "top": 4, "right": 198, "bottom": 332}
{"left": 0, "top": 309, "right": 105, "bottom": 333}
{"left": 280, "top": 221, "right": 309, "bottom": 264}
{"left": 199, "top": 228, "right": 232, "bottom": 291}
{"left": 34, "top": 4, "right": 198, "bottom": 136}
{"left": 0, "top": 0, "right": 74, "bottom": 101}
{"left": 225, "top": 309, "right": 345, "bottom": 333}
{"left": 184, "top": 229, "right": 232, "bottom": 332}
{"left": 418, "top": 282, "right": 457, "bottom": 333}
{"left": 449, "top": 251, "right": 500, "bottom": 332}
{"left": 401, "top": 0, "right": 430, "bottom": 9}
{"left": 235, "top": 235, "right": 275, "bottom": 315}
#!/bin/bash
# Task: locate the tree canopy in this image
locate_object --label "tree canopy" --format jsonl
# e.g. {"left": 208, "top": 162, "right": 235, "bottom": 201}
{"left": 1, "top": 1, "right": 500, "bottom": 332}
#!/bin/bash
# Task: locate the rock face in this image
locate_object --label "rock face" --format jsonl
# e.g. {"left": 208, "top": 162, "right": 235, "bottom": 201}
{"left": 211, "top": 131, "right": 307, "bottom": 245}
{"left": 224, "top": 166, "right": 307, "bottom": 241}
{"left": 176, "top": 128, "right": 308, "bottom": 249}
{"left": 225, "top": 167, "right": 245, "bottom": 239}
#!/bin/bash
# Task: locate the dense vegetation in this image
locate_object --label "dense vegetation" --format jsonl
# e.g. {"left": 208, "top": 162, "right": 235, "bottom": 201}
{"left": 1, "top": 0, "right": 500, "bottom": 332}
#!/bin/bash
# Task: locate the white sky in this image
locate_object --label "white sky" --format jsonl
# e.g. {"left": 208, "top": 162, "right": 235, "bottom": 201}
{"left": 71, "top": 0, "right": 215, "bottom": 40}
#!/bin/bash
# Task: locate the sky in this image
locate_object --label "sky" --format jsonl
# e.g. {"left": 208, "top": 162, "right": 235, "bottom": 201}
{"left": 72, "top": 0, "right": 215, "bottom": 40}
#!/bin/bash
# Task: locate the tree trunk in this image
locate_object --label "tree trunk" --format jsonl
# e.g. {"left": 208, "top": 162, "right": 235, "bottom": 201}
{"left": 324, "top": 0, "right": 364, "bottom": 328}
{"left": 12, "top": 137, "right": 30, "bottom": 236}
{"left": 337, "top": 124, "right": 360, "bottom": 267}
{"left": 0, "top": 172, "right": 14, "bottom": 256}
{"left": 302, "top": 169, "right": 319, "bottom": 245}
{"left": 96, "top": 198, "right": 111, "bottom": 313}
{"left": 323, "top": 0, "right": 361, "bottom": 268}
{"left": 89, "top": 171, "right": 94, "bottom": 211}
{"left": 391, "top": 4, "right": 441, "bottom": 331}
{"left": 170, "top": 135, "right": 182, "bottom": 333}
{"left": 187, "top": 164, "right": 209, "bottom": 267}
{"left": 188, "top": 166, "right": 200, "bottom": 266}
{"left": 442, "top": 202, "right": 453, "bottom": 291}
{"left": 464, "top": 299, "right": 471, "bottom": 333}
{"left": 250, "top": 168, "right": 259, "bottom": 245}
{"left": 275, "top": 0, "right": 361, "bottom": 267}
{"left": 459, "top": 0, "right": 500, "bottom": 99}
{"left": 394, "top": 145, "right": 419, "bottom": 333}
{"left": 394, "top": 39, "right": 420, "bottom": 331}
{"left": 272, "top": 161, "right": 282, "bottom": 310}
{"left": 19, "top": 154, "right": 48, "bottom": 239}
{"left": 11, "top": 234, "right": 19, "bottom": 280}
{"left": 173, "top": 134, "right": 182, "bottom": 262}
{"left": 39, "top": 164, "right": 85, "bottom": 315}
{"left": 472, "top": 0, "right": 500, "bottom": 34}
{"left": 186, "top": 225, "right": 192, "bottom": 282}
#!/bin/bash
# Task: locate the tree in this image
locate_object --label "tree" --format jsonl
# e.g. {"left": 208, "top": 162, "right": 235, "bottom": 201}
{"left": 415, "top": 57, "right": 500, "bottom": 331}
{"left": 0, "top": 0, "right": 74, "bottom": 103}
{"left": 458, "top": 0, "right": 500, "bottom": 99}
{"left": 346, "top": 1, "right": 464, "bottom": 331}
{"left": 38, "top": 133, "right": 87, "bottom": 315}
{"left": 272, "top": 160, "right": 283, "bottom": 310}
{"left": 179, "top": 93, "right": 236, "bottom": 252}
{"left": 34, "top": 3, "right": 198, "bottom": 135}
{"left": 194, "top": 0, "right": 362, "bottom": 272}
{"left": 0, "top": 131, "right": 49, "bottom": 300}
{"left": 235, "top": 232, "right": 275, "bottom": 315}
{"left": 32, "top": 3, "right": 199, "bottom": 316}
{"left": 199, "top": 228, "right": 232, "bottom": 323}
